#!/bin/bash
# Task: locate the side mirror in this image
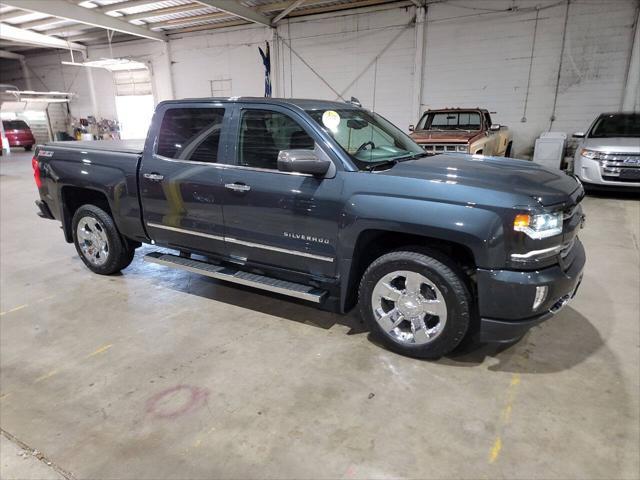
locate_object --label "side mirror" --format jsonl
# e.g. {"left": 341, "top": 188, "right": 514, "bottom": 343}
{"left": 408, "top": 124, "right": 415, "bottom": 132}
{"left": 572, "top": 132, "right": 585, "bottom": 138}
{"left": 489, "top": 124, "right": 501, "bottom": 131}
{"left": 278, "top": 149, "right": 331, "bottom": 176}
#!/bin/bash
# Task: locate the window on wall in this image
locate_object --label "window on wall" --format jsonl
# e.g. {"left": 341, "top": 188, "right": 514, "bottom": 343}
{"left": 238, "top": 109, "right": 314, "bottom": 170}
{"left": 157, "top": 108, "right": 225, "bottom": 163}
{"left": 210, "top": 78, "right": 232, "bottom": 97}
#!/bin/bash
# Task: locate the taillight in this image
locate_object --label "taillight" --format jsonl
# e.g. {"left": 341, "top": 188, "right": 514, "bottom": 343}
{"left": 32, "top": 156, "right": 42, "bottom": 188}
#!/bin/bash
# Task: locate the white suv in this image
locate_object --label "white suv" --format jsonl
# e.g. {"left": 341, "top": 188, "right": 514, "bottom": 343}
{"left": 573, "top": 113, "right": 640, "bottom": 189}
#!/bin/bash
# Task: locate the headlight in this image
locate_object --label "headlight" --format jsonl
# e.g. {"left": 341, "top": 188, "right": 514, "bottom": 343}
{"left": 580, "top": 149, "right": 604, "bottom": 160}
{"left": 514, "top": 212, "right": 562, "bottom": 239}
{"left": 457, "top": 145, "right": 468, "bottom": 152}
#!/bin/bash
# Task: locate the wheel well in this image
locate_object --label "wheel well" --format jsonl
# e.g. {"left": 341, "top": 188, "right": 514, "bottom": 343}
{"left": 344, "top": 230, "right": 476, "bottom": 311}
{"left": 60, "top": 187, "right": 111, "bottom": 242}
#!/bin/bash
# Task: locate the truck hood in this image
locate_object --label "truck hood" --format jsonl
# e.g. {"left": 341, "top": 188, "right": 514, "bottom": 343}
{"left": 581, "top": 137, "right": 640, "bottom": 154}
{"left": 378, "top": 154, "right": 581, "bottom": 207}
{"left": 410, "top": 130, "right": 482, "bottom": 143}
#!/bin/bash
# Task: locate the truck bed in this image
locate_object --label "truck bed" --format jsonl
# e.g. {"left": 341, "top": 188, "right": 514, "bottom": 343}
{"left": 44, "top": 139, "right": 145, "bottom": 155}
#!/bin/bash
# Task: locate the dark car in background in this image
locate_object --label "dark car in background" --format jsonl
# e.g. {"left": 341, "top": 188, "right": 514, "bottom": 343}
{"left": 2, "top": 120, "right": 36, "bottom": 151}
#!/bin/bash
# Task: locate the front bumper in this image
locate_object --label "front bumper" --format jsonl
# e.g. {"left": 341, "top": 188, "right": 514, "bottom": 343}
{"left": 575, "top": 155, "right": 640, "bottom": 188}
{"left": 476, "top": 238, "right": 585, "bottom": 343}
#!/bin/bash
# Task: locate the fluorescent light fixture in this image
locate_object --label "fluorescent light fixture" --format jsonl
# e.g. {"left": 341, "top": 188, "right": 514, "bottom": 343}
{"left": 61, "top": 58, "right": 148, "bottom": 71}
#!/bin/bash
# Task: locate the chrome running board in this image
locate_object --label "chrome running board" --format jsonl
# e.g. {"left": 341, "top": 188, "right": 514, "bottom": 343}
{"left": 144, "top": 252, "right": 326, "bottom": 303}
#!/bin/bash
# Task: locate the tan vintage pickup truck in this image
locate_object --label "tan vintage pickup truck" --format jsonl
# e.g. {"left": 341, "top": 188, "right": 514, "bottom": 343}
{"left": 410, "top": 108, "right": 513, "bottom": 157}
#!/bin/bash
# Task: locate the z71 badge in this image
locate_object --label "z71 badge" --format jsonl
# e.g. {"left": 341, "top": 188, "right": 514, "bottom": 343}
{"left": 38, "top": 150, "right": 54, "bottom": 157}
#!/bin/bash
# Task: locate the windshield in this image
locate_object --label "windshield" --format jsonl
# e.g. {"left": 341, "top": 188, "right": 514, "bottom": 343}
{"left": 3, "top": 120, "right": 29, "bottom": 130}
{"left": 306, "top": 108, "right": 424, "bottom": 169}
{"left": 589, "top": 113, "right": 640, "bottom": 138}
{"left": 416, "top": 111, "right": 481, "bottom": 131}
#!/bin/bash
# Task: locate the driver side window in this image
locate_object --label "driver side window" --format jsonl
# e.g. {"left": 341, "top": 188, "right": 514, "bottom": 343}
{"left": 238, "top": 109, "right": 314, "bottom": 170}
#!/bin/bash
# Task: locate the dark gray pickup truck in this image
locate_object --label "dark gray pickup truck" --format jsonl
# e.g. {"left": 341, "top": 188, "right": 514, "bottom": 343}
{"left": 33, "top": 97, "right": 585, "bottom": 358}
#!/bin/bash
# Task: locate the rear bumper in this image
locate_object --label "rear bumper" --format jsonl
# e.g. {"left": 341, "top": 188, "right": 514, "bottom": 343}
{"left": 476, "top": 239, "right": 585, "bottom": 343}
{"left": 6, "top": 137, "right": 34, "bottom": 147}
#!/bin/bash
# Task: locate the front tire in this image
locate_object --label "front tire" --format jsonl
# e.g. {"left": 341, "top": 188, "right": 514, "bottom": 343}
{"left": 72, "top": 204, "right": 135, "bottom": 275}
{"left": 358, "top": 250, "right": 471, "bottom": 359}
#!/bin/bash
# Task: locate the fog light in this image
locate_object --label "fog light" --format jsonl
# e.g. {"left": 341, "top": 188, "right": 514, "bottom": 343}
{"left": 533, "top": 286, "right": 548, "bottom": 311}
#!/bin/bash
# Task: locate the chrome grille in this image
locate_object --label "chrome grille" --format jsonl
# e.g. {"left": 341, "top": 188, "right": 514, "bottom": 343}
{"left": 599, "top": 153, "right": 640, "bottom": 180}
{"left": 421, "top": 144, "right": 467, "bottom": 153}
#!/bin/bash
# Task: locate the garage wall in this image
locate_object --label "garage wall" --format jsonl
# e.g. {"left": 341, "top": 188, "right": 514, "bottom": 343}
{"left": 1, "top": 0, "right": 637, "bottom": 155}
{"left": 276, "top": 7, "right": 417, "bottom": 131}
{"left": 421, "top": 0, "right": 639, "bottom": 155}
{"left": 0, "top": 51, "right": 117, "bottom": 120}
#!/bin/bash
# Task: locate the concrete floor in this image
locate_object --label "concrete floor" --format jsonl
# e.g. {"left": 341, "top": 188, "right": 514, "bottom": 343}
{"left": 1, "top": 149, "right": 639, "bottom": 480}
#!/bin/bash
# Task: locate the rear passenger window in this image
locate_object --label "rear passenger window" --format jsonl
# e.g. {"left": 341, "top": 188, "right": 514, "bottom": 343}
{"left": 238, "top": 109, "right": 314, "bottom": 170}
{"left": 157, "top": 108, "right": 225, "bottom": 162}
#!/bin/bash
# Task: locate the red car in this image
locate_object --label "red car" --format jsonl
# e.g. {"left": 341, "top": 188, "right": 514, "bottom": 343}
{"left": 2, "top": 120, "right": 35, "bottom": 151}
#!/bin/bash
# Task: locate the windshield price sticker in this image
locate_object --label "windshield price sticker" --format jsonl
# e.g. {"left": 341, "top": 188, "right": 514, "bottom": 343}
{"left": 322, "top": 110, "right": 340, "bottom": 131}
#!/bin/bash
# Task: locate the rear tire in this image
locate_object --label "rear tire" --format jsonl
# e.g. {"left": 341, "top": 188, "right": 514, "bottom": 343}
{"left": 358, "top": 250, "right": 471, "bottom": 359}
{"left": 24, "top": 145, "right": 32, "bottom": 151}
{"left": 72, "top": 204, "right": 135, "bottom": 275}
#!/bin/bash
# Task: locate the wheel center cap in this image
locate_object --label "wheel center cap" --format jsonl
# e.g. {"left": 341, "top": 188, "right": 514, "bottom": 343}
{"left": 398, "top": 294, "right": 422, "bottom": 318}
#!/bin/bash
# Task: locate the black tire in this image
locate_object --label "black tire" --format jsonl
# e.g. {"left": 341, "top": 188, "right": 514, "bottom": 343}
{"left": 504, "top": 142, "right": 512, "bottom": 157}
{"left": 24, "top": 145, "right": 33, "bottom": 151}
{"left": 72, "top": 204, "right": 135, "bottom": 275}
{"left": 358, "top": 250, "right": 471, "bottom": 359}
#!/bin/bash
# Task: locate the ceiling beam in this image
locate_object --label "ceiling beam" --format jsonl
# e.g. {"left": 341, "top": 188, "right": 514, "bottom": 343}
{"left": 193, "top": 0, "right": 271, "bottom": 26}
{"left": 44, "top": 23, "right": 94, "bottom": 35}
{"left": 2, "top": 0, "right": 167, "bottom": 41}
{"left": 271, "top": 0, "right": 305, "bottom": 25}
{"left": 18, "top": 17, "right": 66, "bottom": 29}
{"left": 0, "top": 49, "right": 25, "bottom": 59}
{"left": 98, "top": 0, "right": 161, "bottom": 14}
{"left": 0, "top": 22, "right": 87, "bottom": 52}
{"left": 123, "top": 3, "right": 205, "bottom": 22}
{"left": 150, "top": 0, "right": 346, "bottom": 29}
{"left": 151, "top": 12, "right": 228, "bottom": 28}
{"left": 0, "top": 8, "right": 31, "bottom": 21}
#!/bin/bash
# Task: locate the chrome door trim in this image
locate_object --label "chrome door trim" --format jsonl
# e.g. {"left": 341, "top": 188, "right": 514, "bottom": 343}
{"left": 225, "top": 236, "right": 333, "bottom": 262}
{"left": 146, "top": 223, "right": 334, "bottom": 262}
{"left": 152, "top": 153, "right": 314, "bottom": 177}
{"left": 146, "top": 222, "right": 225, "bottom": 242}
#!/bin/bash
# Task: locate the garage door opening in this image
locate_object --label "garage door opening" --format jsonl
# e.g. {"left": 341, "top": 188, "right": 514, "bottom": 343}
{"left": 113, "top": 67, "right": 154, "bottom": 140}
{"left": 115, "top": 94, "right": 154, "bottom": 140}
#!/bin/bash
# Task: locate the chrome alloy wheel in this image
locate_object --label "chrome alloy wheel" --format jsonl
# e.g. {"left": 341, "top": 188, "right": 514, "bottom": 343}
{"left": 371, "top": 270, "right": 448, "bottom": 345}
{"left": 76, "top": 216, "right": 110, "bottom": 266}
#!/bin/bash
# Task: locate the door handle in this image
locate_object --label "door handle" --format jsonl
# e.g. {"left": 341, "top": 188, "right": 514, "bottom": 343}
{"left": 143, "top": 173, "right": 164, "bottom": 181}
{"left": 225, "top": 183, "right": 251, "bottom": 192}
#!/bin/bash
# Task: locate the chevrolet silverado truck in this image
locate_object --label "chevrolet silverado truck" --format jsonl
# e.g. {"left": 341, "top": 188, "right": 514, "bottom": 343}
{"left": 410, "top": 108, "right": 513, "bottom": 157}
{"left": 33, "top": 97, "right": 585, "bottom": 359}
{"left": 572, "top": 112, "right": 640, "bottom": 190}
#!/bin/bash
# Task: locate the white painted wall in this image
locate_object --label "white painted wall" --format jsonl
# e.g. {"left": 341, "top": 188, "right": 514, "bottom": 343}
{"left": 0, "top": 50, "right": 117, "bottom": 120}
{"left": 2, "top": 0, "right": 637, "bottom": 155}
{"left": 422, "top": 0, "right": 639, "bottom": 155}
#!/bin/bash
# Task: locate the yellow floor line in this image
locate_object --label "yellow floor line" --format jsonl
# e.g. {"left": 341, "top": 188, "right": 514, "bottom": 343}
{"left": 488, "top": 373, "right": 521, "bottom": 464}
{"left": 86, "top": 344, "right": 113, "bottom": 358}
{"left": 34, "top": 369, "right": 59, "bottom": 383}
{"left": 0, "top": 304, "right": 28, "bottom": 316}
